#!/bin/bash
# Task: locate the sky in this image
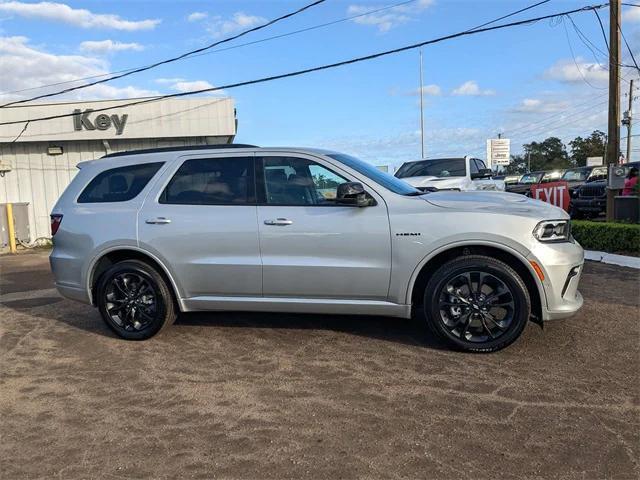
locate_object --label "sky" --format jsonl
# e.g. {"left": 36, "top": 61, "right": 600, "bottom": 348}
{"left": 0, "top": 0, "right": 639, "bottom": 167}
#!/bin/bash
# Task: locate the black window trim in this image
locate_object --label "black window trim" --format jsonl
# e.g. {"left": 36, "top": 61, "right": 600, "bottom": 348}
{"left": 255, "top": 155, "right": 368, "bottom": 207}
{"left": 76, "top": 161, "right": 165, "bottom": 204}
{"left": 158, "top": 155, "right": 257, "bottom": 206}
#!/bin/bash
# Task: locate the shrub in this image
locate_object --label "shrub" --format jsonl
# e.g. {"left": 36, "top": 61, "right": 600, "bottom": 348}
{"left": 572, "top": 220, "right": 640, "bottom": 255}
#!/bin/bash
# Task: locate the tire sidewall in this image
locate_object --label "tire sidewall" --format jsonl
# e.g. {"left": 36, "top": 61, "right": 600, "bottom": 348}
{"left": 423, "top": 256, "right": 531, "bottom": 352}
{"left": 97, "top": 261, "right": 171, "bottom": 340}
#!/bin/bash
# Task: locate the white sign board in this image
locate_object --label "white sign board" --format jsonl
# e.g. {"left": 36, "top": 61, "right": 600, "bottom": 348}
{"left": 486, "top": 138, "right": 511, "bottom": 167}
{"left": 586, "top": 156, "right": 603, "bottom": 167}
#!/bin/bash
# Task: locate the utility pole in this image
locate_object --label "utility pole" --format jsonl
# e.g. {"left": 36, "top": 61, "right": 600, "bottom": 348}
{"left": 606, "top": 0, "right": 621, "bottom": 222}
{"left": 623, "top": 79, "right": 634, "bottom": 162}
{"left": 419, "top": 50, "right": 425, "bottom": 159}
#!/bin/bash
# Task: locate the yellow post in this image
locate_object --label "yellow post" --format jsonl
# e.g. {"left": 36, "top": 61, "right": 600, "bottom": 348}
{"left": 6, "top": 203, "right": 17, "bottom": 254}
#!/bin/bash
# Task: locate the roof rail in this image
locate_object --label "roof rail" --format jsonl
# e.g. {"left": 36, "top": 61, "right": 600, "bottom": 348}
{"left": 101, "top": 144, "right": 259, "bottom": 159}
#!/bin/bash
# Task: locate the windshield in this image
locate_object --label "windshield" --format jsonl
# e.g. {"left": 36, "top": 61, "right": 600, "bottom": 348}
{"left": 395, "top": 158, "right": 466, "bottom": 179}
{"left": 562, "top": 169, "right": 590, "bottom": 182}
{"left": 520, "top": 172, "right": 543, "bottom": 184}
{"left": 326, "top": 153, "right": 421, "bottom": 196}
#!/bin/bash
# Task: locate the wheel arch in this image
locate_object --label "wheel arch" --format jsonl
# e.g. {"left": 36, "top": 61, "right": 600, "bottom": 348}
{"left": 407, "top": 243, "right": 544, "bottom": 322}
{"left": 87, "top": 247, "right": 182, "bottom": 310}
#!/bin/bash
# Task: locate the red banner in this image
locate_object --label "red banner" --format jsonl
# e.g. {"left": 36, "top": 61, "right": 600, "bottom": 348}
{"left": 530, "top": 181, "right": 570, "bottom": 212}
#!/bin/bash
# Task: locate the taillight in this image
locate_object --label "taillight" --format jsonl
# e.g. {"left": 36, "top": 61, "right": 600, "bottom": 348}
{"left": 50, "top": 214, "right": 63, "bottom": 236}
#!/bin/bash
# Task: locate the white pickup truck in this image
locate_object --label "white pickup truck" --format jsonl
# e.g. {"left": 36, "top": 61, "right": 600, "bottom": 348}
{"left": 394, "top": 156, "right": 505, "bottom": 192}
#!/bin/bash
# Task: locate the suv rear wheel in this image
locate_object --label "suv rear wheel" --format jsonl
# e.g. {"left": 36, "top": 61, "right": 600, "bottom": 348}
{"left": 96, "top": 260, "right": 177, "bottom": 340}
{"left": 423, "top": 255, "right": 531, "bottom": 353}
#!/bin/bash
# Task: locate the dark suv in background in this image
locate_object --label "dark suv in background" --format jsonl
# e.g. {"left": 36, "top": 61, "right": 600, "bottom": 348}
{"left": 570, "top": 163, "right": 638, "bottom": 218}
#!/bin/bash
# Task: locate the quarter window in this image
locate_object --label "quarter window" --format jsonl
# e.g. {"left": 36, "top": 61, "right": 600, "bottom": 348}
{"left": 261, "top": 157, "right": 349, "bottom": 205}
{"left": 78, "top": 162, "right": 163, "bottom": 203}
{"left": 161, "top": 157, "right": 254, "bottom": 205}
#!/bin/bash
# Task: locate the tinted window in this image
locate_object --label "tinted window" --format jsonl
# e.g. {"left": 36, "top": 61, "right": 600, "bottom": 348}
{"left": 520, "top": 172, "right": 543, "bottom": 184}
{"left": 261, "top": 157, "right": 348, "bottom": 205}
{"left": 562, "top": 169, "right": 590, "bottom": 181}
{"left": 395, "top": 158, "right": 466, "bottom": 178}
{"left": 470, "top": 160, "right": 480, "bottom": 175}
{"left": 78, "top": 162, "right": 163, "bottom": 203}
{"left": 161, "top": 157, "right": 254, "bottom": 205}
{"left": 327, "top": 153, "right": 419, "bottom": 195}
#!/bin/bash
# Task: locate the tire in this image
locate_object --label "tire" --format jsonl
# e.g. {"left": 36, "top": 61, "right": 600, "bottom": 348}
{"left": 423, "top": 255, "right": 531, "bottom": 353}
{"left": 96, "top": 260, "right": 177, "bottom": 340}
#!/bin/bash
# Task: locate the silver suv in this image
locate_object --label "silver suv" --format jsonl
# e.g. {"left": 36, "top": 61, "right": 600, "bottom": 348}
{"left": 50, "top": 145, "right": 584, "bottom": 352}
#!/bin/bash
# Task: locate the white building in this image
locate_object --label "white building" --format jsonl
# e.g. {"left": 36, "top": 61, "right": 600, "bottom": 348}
{"left": 0, "top": 97, "right": 237, "bottom": 243}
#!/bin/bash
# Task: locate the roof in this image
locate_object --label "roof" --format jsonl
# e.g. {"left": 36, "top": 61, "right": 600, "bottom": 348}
{"left": 102, "top": 144, "right": 259, "bottom": 158}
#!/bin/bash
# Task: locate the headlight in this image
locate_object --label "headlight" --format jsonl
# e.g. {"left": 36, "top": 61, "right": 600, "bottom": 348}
{"left": 533, "top": 220, "right": 571, "bottom": 242}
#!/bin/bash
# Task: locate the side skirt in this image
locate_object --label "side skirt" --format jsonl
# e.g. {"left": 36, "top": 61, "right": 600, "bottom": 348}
{"left": 180, "top": 296, "right": 412, "bottom": 318}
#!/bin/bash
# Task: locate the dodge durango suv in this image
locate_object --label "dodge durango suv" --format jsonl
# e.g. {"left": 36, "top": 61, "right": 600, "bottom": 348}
{"left": 50, "top": 145, "right": 584, "bottom": 352}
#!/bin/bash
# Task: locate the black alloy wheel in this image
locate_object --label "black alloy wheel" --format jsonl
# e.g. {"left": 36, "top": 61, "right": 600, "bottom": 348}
{"left": 97, "top": 260, "right": 176, "bottom": 340}
{"left": 423, "top": 255, "right": 531, "bottom": 353}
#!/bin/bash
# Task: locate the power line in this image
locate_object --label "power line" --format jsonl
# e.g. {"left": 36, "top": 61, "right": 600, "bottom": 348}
{"left": 0, "top": 0, "right": 549, "bottom": 100}
{"left": 592, "top": 8, "right": 610, "bottom": 52}
{"left": 0, "top": 0, "right": 328, "bottom": 108}
{"left": 562, "top": 17, "right": 607, "bottom": 90}
{"left": 619, "top": 24, "right": 640, "bottom": 71}
{"left": 0, "top": 0, "right": 421, "bottom": 98}
{"left": 0, "top": 2, "right": 610, "bottom": 127}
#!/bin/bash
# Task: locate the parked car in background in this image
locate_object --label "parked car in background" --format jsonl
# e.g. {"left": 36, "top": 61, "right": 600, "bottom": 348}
{"left": 50, "top": 145, "right": 583, "bottom": 353}
{"left": 506, "top": 169, "right": 565, "bottom": 196}
{"left": 561, "top": 166, "right": 595, "bottom": 197}
{"left": 394, "top": 157, "right": 505, "bottom": 192}
{"left": 570, "top": 162, "right": 640, "bottom": 218}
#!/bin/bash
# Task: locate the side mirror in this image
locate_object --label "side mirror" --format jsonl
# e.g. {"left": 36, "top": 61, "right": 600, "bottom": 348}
{"left": 471, "top": 168, "right": 493, "bottom": 180}
{"left": 336, "top": 182, "right": 373, "bottom": 207}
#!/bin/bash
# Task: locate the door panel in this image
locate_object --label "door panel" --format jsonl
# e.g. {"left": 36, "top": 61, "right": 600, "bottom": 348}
{"left": 138, "top": 155, "right": 261, "bottom": 298}
{"left": 256, "top": 155, "right": 391, "bottom": 300}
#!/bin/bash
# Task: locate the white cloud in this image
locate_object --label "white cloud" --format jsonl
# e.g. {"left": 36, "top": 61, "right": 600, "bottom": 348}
{"left": 79, "top": 40, "right": 144, "bottom": 54}
{"left": 187, "top": 12, "right": 208, "bottom": 22}
{"left": 347, "top": 0, "right": 433, "bottom": 33}
{"left": 451, "top": 80, "right": 496, "bottom": 96}
{"left": 172, "top": 80, "right": 214, "bottom": 93}
{"left": 544, "top": 58, "right": 608, "bottom": 86}
{"left": 155, "top": 77, "right": 186, "bottom": 84}
{"left": 0, "top": 1, "right": 160, "bottom": 30}
{"left": 511, "top": 98, "right": 569, "bottom": 114}
{"left": 0, "top": 36, "right": 159, "bottom": 101}
{"left": 623, "top": 6, "right": 640, "bottom": 23}
{"left": 208, "top": 12, "right": 266, "bottom": 38}
{"left": 157, "top": 79, "right": 226, "bottom": 96}
{"left": 414, "top": 84, "right": 441, "bottom": 96}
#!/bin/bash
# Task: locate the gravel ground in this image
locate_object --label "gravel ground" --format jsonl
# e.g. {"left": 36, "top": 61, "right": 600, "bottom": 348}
{"left": 0, "top": 251, "right": 638, "bottom": 479}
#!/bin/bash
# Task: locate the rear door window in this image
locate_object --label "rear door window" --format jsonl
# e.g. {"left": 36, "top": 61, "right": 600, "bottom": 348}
{"left": 160, "top": 157, "right": 255, "bottom": 205}
{"left": 78, "top": 162, "right": 163, "bottom": 203}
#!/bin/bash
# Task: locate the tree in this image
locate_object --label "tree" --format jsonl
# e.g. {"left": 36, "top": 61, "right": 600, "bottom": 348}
{"left": 521, "top": 136, "right": 570, "bottom": 171}
{"left": 504, "top": 155, "right": 528, "bottom": 175}
{"left": 569, "top": 130, "right": 606, "bottom": 167}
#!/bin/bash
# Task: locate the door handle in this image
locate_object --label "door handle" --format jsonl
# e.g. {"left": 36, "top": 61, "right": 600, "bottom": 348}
{"left": 264, "top": 218, "right": 293, "bottom": 226}
{"left": 145, "top": 217, "right": 171, "bottom": 225}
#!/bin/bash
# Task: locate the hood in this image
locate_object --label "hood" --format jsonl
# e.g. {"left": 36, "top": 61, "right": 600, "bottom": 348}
{"left": 424, "top": 190, "right": 568, "bottom": 219}
{"left": 403, "top": 176, "right": 465, "bottom": 189}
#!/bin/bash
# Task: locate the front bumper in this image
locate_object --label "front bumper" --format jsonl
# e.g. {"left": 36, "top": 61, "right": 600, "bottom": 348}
{"left": 527, "top": 240, "right": 585, "bottom": 321}
{"left": 571, "top": 197, "right": 606, "bottom": 213}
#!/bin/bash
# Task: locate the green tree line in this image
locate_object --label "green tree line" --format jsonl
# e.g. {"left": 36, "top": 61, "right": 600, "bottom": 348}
{"left": 504, "top": 130, "right": 607, "bottom": 174}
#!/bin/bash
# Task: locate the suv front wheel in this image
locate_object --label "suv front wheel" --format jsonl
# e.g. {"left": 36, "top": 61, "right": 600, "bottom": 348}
{"left": 423, "top": 255, "right": 531, "bottom": 353}
{"left": 97, "top": 260, "right": 177, "bottom": 340}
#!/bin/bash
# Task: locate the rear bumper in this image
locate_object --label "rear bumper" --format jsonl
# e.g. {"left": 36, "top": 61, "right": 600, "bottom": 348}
{"left": 527, "top": 241, "right": 585, "bottom": 321}
{"left": 54, "top": 282, "right": 91, "bottom": 304}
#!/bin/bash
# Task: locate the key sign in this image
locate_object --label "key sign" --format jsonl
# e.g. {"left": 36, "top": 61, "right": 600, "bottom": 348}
{"left": 530, "top": 181, "right": 570, "bottom": 212}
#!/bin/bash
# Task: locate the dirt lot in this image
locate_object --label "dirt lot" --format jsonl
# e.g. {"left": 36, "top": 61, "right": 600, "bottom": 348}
{"left": 0, "top": 251, "right": 638, "bottom": 479}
